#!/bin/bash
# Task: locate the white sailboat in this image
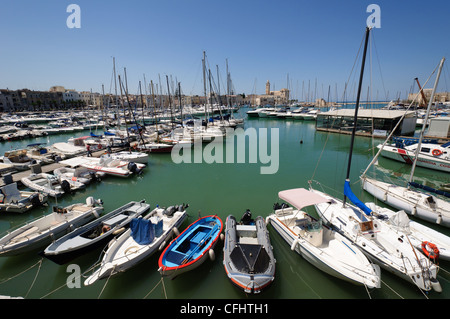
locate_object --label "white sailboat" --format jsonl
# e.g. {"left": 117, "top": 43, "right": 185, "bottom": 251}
{"left": 310, "top": 28, "right": 441, "bottom": 292}
{"left": 266, "top": 188, "right": 380, "bottom": 288}
{"left": 361, "top": 57, "right": 450, "bottom": 228}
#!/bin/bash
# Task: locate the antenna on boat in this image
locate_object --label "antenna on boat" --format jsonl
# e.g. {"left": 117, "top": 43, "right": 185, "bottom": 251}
{"left": 343, "top": 26, "right": 371, "bottom": 207}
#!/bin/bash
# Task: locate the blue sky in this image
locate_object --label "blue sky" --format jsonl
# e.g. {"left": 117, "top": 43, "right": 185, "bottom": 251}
{"left": 1, "top": 0, "right": 449, "bottom": 101}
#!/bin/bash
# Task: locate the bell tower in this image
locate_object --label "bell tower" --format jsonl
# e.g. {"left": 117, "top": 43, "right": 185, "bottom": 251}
{"left": 265, "top": 80, "right": 270, "bottom": 95}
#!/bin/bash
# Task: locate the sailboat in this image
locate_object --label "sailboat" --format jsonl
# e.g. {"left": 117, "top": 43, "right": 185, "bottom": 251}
{"left": 266, "top": 188, "right": 380, "bottom": 288}
{"left": 361, "top": 57, "right": 450, "bottom": 228}
{"left": 310, "top": 27, "right": 441, "bottom": 292}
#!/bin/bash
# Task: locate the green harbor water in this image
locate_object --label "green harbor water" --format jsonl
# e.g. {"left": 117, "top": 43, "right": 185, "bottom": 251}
{"left": 0, "top": 107, "right": 449, "bottom": 300}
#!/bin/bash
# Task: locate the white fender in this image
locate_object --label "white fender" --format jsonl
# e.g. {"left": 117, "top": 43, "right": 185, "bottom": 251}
{"left": 290, "top": 239, "right": 299, "bottom": 251}
{"left": 173, "top": 227, "right": 180, "bottom": 236}
{"left": 209, "top": 249, "right": 215, "bottom": 261}
{"left": 437, "top": 215, "right": 442, "bottom": 224}
{"left": 159, "top": 241, "right": 166, "bottom": 251}
{"left": 220, "top": 233, "right": 225, "bottom": 241}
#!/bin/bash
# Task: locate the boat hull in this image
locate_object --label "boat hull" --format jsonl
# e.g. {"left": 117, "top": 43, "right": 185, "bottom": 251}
{"left": 223, "top": 215, "right": 275, "bottom": 294}
{"left": 158, "top": 215, "right": 223, "bottom": 278}
{"left": 43, "top": 201, "right": 151, "bottom": 264}
{"left": 362, "top": 177, "right": 450, "bottom": 227}
{"left": 378, "top": 144, "right": 450, "bottom": 173}
{"left": 267, "top": 211, "right": 380, "bottom": 288}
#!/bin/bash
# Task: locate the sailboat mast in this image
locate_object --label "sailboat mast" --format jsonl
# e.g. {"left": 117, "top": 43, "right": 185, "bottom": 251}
{"left": 343, "top": 26, "right": 371, "bottom": 206}
{"left": 409, "top": 57, "right": 445, "bottom": 184}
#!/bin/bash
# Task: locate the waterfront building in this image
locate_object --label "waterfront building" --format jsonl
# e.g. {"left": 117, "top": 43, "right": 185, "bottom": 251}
{"left": 316, "top": 109, "right": 417, "bottom": 137}
{"left": 251, "top": 80, "right": 290, "bottom": 106}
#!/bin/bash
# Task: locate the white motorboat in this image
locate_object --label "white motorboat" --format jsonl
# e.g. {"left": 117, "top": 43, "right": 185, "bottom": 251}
{"left": 0, "top": 149, "right": 37, "bottom": 171}
{"left": 266, "top": 188, "right": 380, "bottom": 289}
{"left": 109, "top": 151, "right": 148, "bottom": 164}
{"left": 0, "top": 182, "right": 47, "bottom": 213}
{"left": 49, "top": 142, "right": 86, "bottom": 159}
{"left": 84, "top": 204, "right": 188, "bottom": 286}
{"left": 53, "top": 166, "right": 98, "bottom": 185}
{"left": 43, "top": 200, "right": 151, "bottom": 264}
{"left": 0, "top": 197, "right": 103, "bottom": 256}
{"left": 376, "top": 142, "right": 450, "bottom": 173}
{"left": 21, "top": 171, "right": 85, "bottom": 197}
{"left": 80, "top": 154, "right": 146, "bottom": 177}
{"left": 365, "top": 202, "right": 450, "bottom": 261}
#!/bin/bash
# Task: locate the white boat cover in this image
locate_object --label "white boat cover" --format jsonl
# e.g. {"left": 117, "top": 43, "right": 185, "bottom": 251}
{"left": 278, "top": 188, "right": 330, "bottom": 210}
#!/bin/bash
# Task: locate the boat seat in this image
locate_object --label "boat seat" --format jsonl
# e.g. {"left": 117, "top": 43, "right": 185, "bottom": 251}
{"left": 103, "top": 214, "right": 128, "bottom": 227}
{"left": 11, "top": 226, "right": 39, "bottom": 242}
{"left": 71, "top": 205, "right": 91, "bottom": 213}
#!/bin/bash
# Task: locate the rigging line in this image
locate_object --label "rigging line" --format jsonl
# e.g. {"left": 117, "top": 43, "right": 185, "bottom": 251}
{"left": 24, "top": 258, "right": 43, "bottom": 298}
{"left": 97, "top": 265, "right": 116, "bottom": 299}
{"left": 380, "top": 278, "right": 404, "bottom": 299}
{"left": 143, "top": 277, "right": 163, "bottom": 299}
{"left": 0, "top": 258, "right": 43, "bottom": 284}
{"left": 371, "top": 32, "right": 388, "bottom": 101}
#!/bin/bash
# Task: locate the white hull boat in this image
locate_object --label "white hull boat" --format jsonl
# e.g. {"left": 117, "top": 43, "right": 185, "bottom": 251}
{"left": 43, "top": 200, "right": 151, "bottom": 264}
{"left": 311, "top": 186, "right": 441, "bottom": 292}
{"left": 362, "top": 176, "right": 450, "bottom": 228}
{"left": 84, "top": 204, "right": 188, "bottom": 285}
{"left": 49, "top": 142, "right": 86, "bottom": 159}
{"left": 365, "top": 202, "right": 450, "bottom": 261}
{"left": 21, "top": 172, "right": 84, "bottom": 197}
{"left": 0, "top": 197, "right": 103, "bottom": 256}
{"left": 80, "top": 155, "right": 146, "bottom": 177}
{"left": 266, "top": 188, "right": 380, "bottom": 289}
{"left": 0, "top": 182, "right": 47, "bottom": 213}
{"left": 0, "top": 149, "right": 37, "bottom": 171}
{"left": 53, "top": 166, "right": 98, "bottom": 185}
{"left": 109, "top": 151, "right": 148, "bottom": 164}
{"left": 377, "top": 142, "right": 450, "bottom": 173}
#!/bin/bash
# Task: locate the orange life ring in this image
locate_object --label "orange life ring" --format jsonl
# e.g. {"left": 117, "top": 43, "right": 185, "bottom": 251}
{"left": 432, "top": 149, "right": 443, "bottom": 156}
{"left": 102, "top": 225, "right": 111, "bottom": 234}
{"left": 421, "top": 241, "right": 439, "bottom": 260}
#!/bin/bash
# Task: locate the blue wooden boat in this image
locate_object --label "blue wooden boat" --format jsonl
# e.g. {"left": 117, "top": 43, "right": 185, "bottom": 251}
{"left": 158, "top": 215, "right": 223, "bottom": 277}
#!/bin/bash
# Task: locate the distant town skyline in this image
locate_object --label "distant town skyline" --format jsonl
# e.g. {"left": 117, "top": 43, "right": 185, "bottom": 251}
{"left": 1, "top": 0, "right": 449, "bottom": 102}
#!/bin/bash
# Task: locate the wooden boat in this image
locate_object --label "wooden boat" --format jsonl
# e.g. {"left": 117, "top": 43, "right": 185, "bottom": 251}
{"left": 267, "top": 188, "right": 380, "bottom": 289}
{"left": 21, "top": 172, "right": 84, "bottom": 197}
{"left": 43, "top": 200, "right": 151, "bottom": 264}
{"left": 0, "top": 197, "right": 103, "bottom": 256}
{"left": 0, "top": 182, "right": 47, "bottom": 213}
{"left": 158, "top": 215, "right": 223, "bottom": 278}
{"left": 223, "top": 212, "right": 276, "bottom": 294}
{"left": 84, "top": 204, "right": 188, "bottom": 286}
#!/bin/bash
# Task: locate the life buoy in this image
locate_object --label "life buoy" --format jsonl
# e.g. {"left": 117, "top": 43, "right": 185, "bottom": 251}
{"left": 421, "top": 241, "right": 440, "bottom": 260}
{"left": 432, "top": 149, "right": 443, "bottom": 156}
{"left": 101, "top": 225, "right": 111, "bottom": 234}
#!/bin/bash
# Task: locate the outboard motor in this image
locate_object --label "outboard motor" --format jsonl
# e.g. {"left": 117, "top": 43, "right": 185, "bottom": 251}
{"left": 240, "top": 209, "right": 253, "bottom": 225}
{"left": 30, "top": 193, "right": 42, "bottom": 207}
{"left": 61, "top": 180, "right": 71, "bottom": 194}
{"left": 127, "top": 162, "right": 138, "bottom": 174}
